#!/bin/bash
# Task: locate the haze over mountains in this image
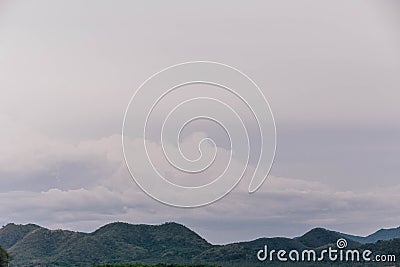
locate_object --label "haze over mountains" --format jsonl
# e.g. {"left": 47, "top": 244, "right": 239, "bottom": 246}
{"left": 0, "top": 222, "right": 399, "bottom": 266}
{"left": 340, "top": 226, "right": 400, "bottom": 244}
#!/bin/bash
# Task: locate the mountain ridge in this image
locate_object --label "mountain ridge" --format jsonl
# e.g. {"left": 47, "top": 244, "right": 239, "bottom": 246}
{"left": 339, "top": 226, "right": 400, "bottom": 244}
{"left": 0, "top": 222, "right": 399, "bottom": 266}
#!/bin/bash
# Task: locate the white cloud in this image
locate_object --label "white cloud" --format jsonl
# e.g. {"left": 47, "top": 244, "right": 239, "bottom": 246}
{"left": 1, "top": 166, "right": 399, "bottom": 243}
{"left": 0, "top": 116, "right": 399, "bottom": 243}
{"left": 0, "top": 117, "right": 399, "bottom": 243}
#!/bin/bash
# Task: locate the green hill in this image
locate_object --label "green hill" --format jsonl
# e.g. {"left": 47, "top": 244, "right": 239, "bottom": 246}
{"left": 296, "top": 228, "right": 360, "bottom": 249}
{"left": 0, "top": 222, "right": 213, "bottom": 266}
{"left": 0, "top": 223, "right": 41, "bottom": 249}
{"left": 0, "top": 222, "right": 398, "bottom": 266}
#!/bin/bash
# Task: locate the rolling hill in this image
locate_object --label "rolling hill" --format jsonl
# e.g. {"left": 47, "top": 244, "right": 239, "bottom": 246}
{"left": 340, "top": 226, "right": 400, "bottom": 244}
{"left": 0, "top": 222, "right": 212, "bottom": 266}
{"left": 0, "top": 222, "right": 398, "bottom": 266}
{"left": 295, "top": 228, "right": 359, "bottom": 248}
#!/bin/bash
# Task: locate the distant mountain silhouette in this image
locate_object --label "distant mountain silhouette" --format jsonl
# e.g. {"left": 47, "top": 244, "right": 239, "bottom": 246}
{"left": 340, "top": 226, "right": 400, "bottom": 244}
{"left": 295, "top": 227, "right": 359, "bottom": 249}
{"left": 0, "top": 222, "right": 399, "bottom": 266}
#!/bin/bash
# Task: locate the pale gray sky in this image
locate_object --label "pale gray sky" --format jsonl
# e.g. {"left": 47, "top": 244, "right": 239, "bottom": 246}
{"left": 0, "top": 0, "right": 399, "bottom": 243}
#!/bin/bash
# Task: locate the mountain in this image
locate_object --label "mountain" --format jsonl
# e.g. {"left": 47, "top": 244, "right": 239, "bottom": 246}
{"left": 0, "top": 222, "right": 212, "bottom": 266}
{"left": 340, "top": 226, "right": 400, "bottom": 244}
{"left": 295, "top": 227, "right": 363, "bottom": 250}
{"left": 0, "top": 223, "right": 41, "bottom": 249}
{"left": 0, "top": 222, "right": 398, "bottom": 266}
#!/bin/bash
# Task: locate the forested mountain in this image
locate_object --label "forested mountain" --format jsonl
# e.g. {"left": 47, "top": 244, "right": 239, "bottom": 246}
{"left": 0, "top": 222, "right": 398, "bottom": 266}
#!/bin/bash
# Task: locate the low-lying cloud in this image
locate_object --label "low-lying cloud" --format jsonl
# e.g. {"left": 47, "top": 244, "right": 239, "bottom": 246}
{"left": 0, "top": 127, "right": 398, "bottom": 244}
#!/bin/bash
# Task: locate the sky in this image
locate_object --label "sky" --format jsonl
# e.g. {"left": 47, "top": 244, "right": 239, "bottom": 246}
{"left": 0, "top": 0, "right": 399, "bottom": 244}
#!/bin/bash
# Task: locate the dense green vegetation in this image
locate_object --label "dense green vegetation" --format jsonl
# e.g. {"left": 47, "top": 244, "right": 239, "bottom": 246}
{"left": 0, "top": 222, "right": 398, "bottom": 266}
{"left": 94, "top": 261, "right": 397, "bottom": 267}
{"left": 0, "top": 222, "right": 213, "bottom": 266}
{"left": 96, "top": 264, "right": 219, "bottom": 267}
{"left": 0, "top": 246, "right": 10, "bottom": 267}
